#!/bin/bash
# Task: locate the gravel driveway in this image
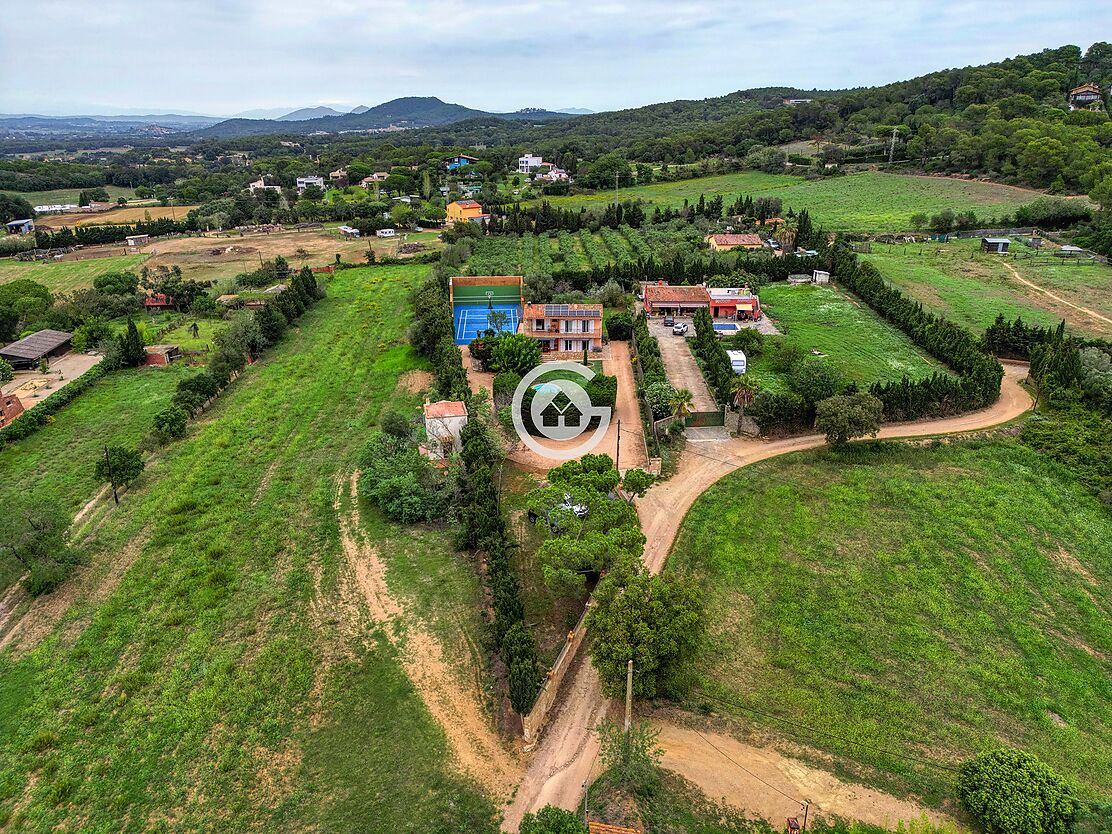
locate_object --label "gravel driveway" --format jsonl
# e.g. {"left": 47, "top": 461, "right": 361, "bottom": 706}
{"left": 646, "top": 318, "right": 718, "bottom": 411}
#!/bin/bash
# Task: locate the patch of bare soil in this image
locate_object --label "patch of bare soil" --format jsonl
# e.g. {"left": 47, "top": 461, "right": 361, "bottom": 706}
{"left": 335, "top": 472, "right": 521, "bottom": 799}
{"left": 654, "top": 723, "right": 961, "bottom": 831}
{"left": 395, "top": 369, "right": 433, "bottom": 395}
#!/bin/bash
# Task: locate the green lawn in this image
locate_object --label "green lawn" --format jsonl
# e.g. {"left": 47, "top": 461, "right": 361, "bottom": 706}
{"left": 668, "top": 441, "right": 1112, "bottom": 803}
{"left": 863, "top": 239, "right": 1112, "bottom": 338}
{"left": 0, "top": 254, "right": 149, "bottom": 294}
{"left": 532, "top": 172, "right": 1041, "bottom": 233}
{"left": 0, "top": 365, "right": 193, "bottom": 591}
{"left": 0, "top": 264, "right": 500, "bottom": 832}
{"left": 1, "top": 186, "right": 137, "bottom": 207}
{"left": 749, "top": 283, "right": 945, "bottom": 391}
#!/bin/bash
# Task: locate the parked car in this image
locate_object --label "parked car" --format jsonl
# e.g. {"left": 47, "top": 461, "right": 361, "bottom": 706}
{"left": 663, "top": 315, "right": 675, "bottom": 327}
{"left": 558, "top": 493, "right": 589, "bottom": 519}
{"left": 672, "top": 323, "right": 689, "bottom": 336}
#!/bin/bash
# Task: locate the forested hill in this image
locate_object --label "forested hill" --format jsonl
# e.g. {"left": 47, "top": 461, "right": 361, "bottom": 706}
{"left": 214, "top": 43, "right": 1110, "bottom": 195}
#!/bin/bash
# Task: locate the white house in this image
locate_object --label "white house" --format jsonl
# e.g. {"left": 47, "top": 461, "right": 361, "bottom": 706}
{"left": 295, "top": 175, "right": 325, "bottom": 194}
{"left": 248, "top": 178, "right": 281, "bottom": 193}
{"left": 518, "top": 153, "right": 544, "bottom": 173}
{"left": 375, "top": 228, "right": 397, "bottom": 238}
{"left": 125, "top": 234, "right": 149, "bottom": 248}
{"left": 423, "top": 400, "right": 468, "bottom": 459}
{"left": 726, "top": 350, "right": 748, "bottom": 375}
{"left": 536, "top": 167, "right": 570, "bottom": 183}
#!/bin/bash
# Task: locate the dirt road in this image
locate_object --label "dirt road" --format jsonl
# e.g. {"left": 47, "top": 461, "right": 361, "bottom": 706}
{"left": 503, "top": 361, "right": 1032, "bottom": 830}
{"left": 648, "top": 318, "right": 718, "bottom": 411}
{"left": 1000, "top": 260, "right": 1112, "bottom": 330}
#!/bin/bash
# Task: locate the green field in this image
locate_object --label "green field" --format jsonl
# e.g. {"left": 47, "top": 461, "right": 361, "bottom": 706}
{"left": 669, "top": 441, "right": 1112, "bottom": 803}
{"left": 864, "top": 239, "right": 1112, "bottom": 338}
{"left": 0, "top": 365, "right": 192, "bottom": 591}
{"left": 533, "top": 172, "right": 1041, "bottom": 233}
{"left": 0, "top": 264, "right": 500, "bottom": 832}
{"left": 749, "top": 283, "right": 945, "bottom": 391}
{"left": 1, "top": 185, "right": 137, "bottom": 207}
{"left": 0, "top": 254, "right": 149, "bottom": 294}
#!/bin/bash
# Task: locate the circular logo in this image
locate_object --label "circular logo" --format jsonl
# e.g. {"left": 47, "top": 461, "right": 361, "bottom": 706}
{"left": 511, "top": 362, "right": 612, "bottom": 460}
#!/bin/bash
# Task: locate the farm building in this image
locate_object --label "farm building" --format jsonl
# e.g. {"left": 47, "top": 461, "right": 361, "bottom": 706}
{"left": 337, "top": 225, "right": 361, "bottom": 238}
{"left": 705, "top": 233, "right": 763, "bottom": 252}
{"left": 726, "top": 350, "right": 748, "bottom": 375}
{"left": 0, "top": 329, "right": 72, "bottom": 370}
{"left": 642, "top": 283, "right": 711, "bottom": 317}
{"left": 422, "top": 399, "right": 469, "bottom": 459}
{"left": 522, "top": 303, "right": 603, "bottom": 354}
{"left": 5, "top": 218, "right": 34, "bottom": 235}
{"left": 216, "top": 294, "right": 241, "bottom": 308}
{"left": 446, "top": 200, "right": 489, "bottom": 224}
{"left": 981, "top": 237, "right": 1010, "bottom": 254}
{"left": 126, "top": 234, "right": 150, "bottom": 248}
{"left": 445, "top": 154, "right": 479, "bottom": 171}
{"left": 143, "top": 345, "right": 182, "bottom": 366}
{"left": 1, "top": 392, "right": 25, "bottom": 428}
{"left": 707, "top": 287, "right": 762, "bottom": 320}
{"left": 144, "top": 293, "right": 174, "bottom": 311}
{"left": 375, "top": 228, "right": 397, "bottom": 238}
{"left": 449, "top": 275, "right": 523, "bottom": 345}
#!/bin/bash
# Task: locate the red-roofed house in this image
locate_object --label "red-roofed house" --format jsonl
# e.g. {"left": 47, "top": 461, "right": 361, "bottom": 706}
{"left": 144, "top": 293, "right": 175, "bottom": 311}
{"left": 641, "top": 283, "right": 711, "bottom": 317}
{"left": 521, "top": 302, "right": 603, "bottom": 354}
{"left": 706, "top": 233, "right": 763, "bottom": 252}
{"left": 423, "top": 400, "right": 469, "bottom": 459}
{"left": 0, "top": 392, "right": 24, "bottom": 429}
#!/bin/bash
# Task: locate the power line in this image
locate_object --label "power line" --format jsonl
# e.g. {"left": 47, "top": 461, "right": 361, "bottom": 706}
{"left": 694, "top": 690, "right": 959, "bottom": 774}
{"left": 692, "top": 727, "right": 805, "bottom": 805}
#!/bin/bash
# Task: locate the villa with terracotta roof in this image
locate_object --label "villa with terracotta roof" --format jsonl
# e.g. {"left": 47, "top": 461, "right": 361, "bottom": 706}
{"left": 1069, "top": 82, "right": 1104, "bottom": 111}
{"left": 521, "top": 302, "right": 603, "bottom": 353}
{"left": 446, "top": 199, "right": 489, "bottom": 224}
{"left": 706, "top": 232, "right": 763, "bottom": 252}
{"left": 641, "top": 283, "right": 711, "bottom": 316}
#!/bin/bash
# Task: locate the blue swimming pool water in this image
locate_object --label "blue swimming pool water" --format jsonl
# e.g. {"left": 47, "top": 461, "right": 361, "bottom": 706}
{"left": 713, "top": 322, "right": 740, "bottom": 331}
{"left": 453, "top": 302, "right": 522, "bottom": 344}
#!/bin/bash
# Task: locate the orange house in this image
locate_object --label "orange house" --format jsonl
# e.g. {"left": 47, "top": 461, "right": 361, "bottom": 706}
{"left": 446, "top": 200, "right": 489, "bottom": 224}
{"left": 705, "top": 232, "right": 763, "bottom": 252}
{"left": 521, "top": 302, "right": 603, "bottom": 354}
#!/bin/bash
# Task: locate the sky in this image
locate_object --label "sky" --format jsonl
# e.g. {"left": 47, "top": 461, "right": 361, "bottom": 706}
{"left": 2, "top": 0, "right": 1111, "bottom": 117}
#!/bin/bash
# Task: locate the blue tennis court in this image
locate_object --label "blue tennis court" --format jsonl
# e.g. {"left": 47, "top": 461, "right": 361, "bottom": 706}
{"left": 453, "top": 303, "right": 522, "bottom": 344}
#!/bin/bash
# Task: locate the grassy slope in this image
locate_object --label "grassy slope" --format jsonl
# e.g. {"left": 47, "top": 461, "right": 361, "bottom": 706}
{"left": 863, "top": 239, "right": 1112, "bottom": 338}
{"left": 668, "top": 441, "right": 1112, "bottom": 803}
{"left": 0, "top": 186, "right": 137, "bottom": 207}
{"left": 0, "top": 254, "right": 149, "bottom": 293}
{"left": 0, "top": 265, "right": 499, "bottom": 833}
{"left": 0, "top": 365, "right": 193, "bottom": 590}
{"left": 749, "top": 283, "right": 944, "bottom": 391}
{"left": 532, "top": 172, "right": 1038, "bottom": 232}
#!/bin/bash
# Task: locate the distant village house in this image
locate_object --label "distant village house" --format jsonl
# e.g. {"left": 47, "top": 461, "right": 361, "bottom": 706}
{"left": 706, "top": 233, "right": 763, "bottom": 252}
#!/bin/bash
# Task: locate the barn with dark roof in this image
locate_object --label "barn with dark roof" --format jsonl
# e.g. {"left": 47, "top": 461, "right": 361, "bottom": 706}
{"left": 0, "top": 329, "right": 72, "bottom": 370}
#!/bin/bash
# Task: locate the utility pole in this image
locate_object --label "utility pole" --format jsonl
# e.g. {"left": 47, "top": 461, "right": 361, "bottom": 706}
{"left": 615, "top": 418, "right": 621, "bottom": 472}
{"left": 614, "top": 171, "right": 620, "bottom": 205}
{"left": 624, "top": 659, "right": 633, "bottom": 732}
{"left": 582, "top": 780, "right": 589, "bottom": 826}
{"left": 887, "top": 126, "right": 898, "bottom": 165}
{"left": 104, "top": 445, "right": 119, "bottom": 505}
{"left": 801, "top": 801, "right": 810, "bottom": 831}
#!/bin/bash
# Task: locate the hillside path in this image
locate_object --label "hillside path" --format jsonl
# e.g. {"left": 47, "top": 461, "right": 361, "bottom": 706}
{"left": 1000, "top": 260, "right": 1112, "bottom": 328}
{"left": 503, "top": 361, "right": 1032, "bottom": 831}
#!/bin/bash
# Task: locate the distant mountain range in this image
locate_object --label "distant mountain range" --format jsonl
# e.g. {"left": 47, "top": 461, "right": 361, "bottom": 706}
{"left": 192, "top": 97, "right": 575, "bottom": 138}
{"left": 0, "top": 97, "right": 586, "bottom": 139}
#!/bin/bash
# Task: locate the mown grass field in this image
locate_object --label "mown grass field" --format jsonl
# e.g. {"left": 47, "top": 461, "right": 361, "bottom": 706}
{"left": 1, "top": 185, "right": 137, "bottom": 207}
{"left": 0, "top": 253, "right": 148, "bottom": 293}
{"left": 532, "top": 172, "right": 1040, "bottom": 233}
{"left": 863, "top": 239, "right": 1112, "bottom": 338}
{"left": 668, "top": 441, "right": 1112, "bottom": 803}
{"left": 0, "top": 264, "right": 501, "bottom": 833}
{"left": 749, "top": 283, "right": 945, "bottom": 391}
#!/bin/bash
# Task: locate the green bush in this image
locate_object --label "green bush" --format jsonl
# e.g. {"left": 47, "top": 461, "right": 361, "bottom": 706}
{"left": 358, "top": 432, "right": 449, "bottom": 524}
{"left": 957, "top": 748, "right": 1076, "bottom": 834}
{"left": 605, "top": 310, "right": 633, "bottom": 341}
{"left": 152, "top": 405, "right": 189, "bottom": 443}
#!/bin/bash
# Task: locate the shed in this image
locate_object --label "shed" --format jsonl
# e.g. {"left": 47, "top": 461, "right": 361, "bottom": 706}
{"left": 1057, "top": 245, "right": 1084, "bottom": 257}
{"left": 337, "top": 225, "right": 361, "bottom": 238}
{"left": 125, "top": 234, "right": 150, "bottom": 248}
{"left": 144, "top": 293, "right": 175, "bottom": 311}
{"left": 0, "top": 392, "right": 25, "bottom": 428}
{"left": 5, "top": 218, "right": 34, "bottom": 235}
{"left": 726, "top": 349, "right": 748, "bottom": 375}
{"left": 423, "top": 399, "right": 468, "bottom": 459}
{"left": 143, "top": 344, "right": 182, "bottom": 366}
{"left": 981, "top": 237, "right": 1010, "bottom": 254}
{"left": 813, "top": 270, "right": 831, "bottom": 284}
{"left": 0, "top": 329, "right": 72, "bottom": 370}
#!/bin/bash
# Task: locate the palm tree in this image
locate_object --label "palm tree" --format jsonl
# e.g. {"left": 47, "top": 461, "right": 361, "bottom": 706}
{"left": 669, "top": 388, "right": 695, "bottom": 420}
{"left": 729, "top": 374, "right": 758, "bottom": 414}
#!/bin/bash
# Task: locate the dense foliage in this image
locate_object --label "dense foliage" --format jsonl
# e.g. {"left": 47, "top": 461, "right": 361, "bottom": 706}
{"left": 957, "top": 748, "right": 1076, "bottom": 834}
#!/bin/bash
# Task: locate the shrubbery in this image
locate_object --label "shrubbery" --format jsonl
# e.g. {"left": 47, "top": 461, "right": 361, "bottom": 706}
{"left": 957, "top": 748, "right": 1075, "bottom": 834}
{"left": 358, "top": 432, "right": 449, "bottom": 524}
